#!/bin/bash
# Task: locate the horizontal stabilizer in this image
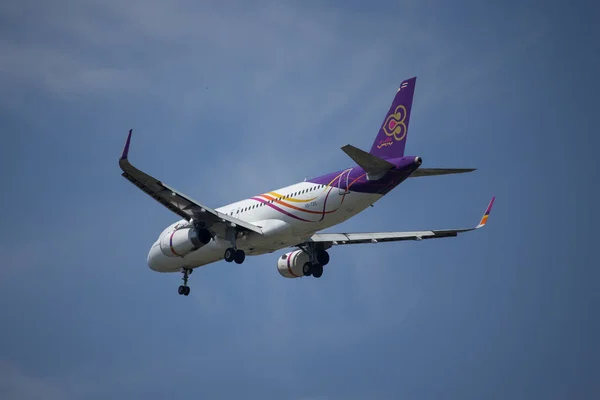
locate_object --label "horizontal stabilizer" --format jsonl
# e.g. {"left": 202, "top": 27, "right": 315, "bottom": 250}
{"left": 341, "top": 144, "right": 394, "bottom": 180}
{"left": 409, "top": 168, "right": 476, "bottom": 178}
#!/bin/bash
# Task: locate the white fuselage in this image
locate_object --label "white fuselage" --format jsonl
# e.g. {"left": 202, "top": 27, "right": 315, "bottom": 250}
{"left": 147, "top": 181, "right": 383, "bottom": 272}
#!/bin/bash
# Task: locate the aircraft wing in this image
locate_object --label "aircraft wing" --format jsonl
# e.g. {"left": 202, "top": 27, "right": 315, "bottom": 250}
{"left": 118, "top": 130, "right": 263, "bottom": 235}
{"left": 306, "top": 197, "right": 495, "bottom": 247}
{"left": 409, "top": 168, "right": 476, "bottom": 178}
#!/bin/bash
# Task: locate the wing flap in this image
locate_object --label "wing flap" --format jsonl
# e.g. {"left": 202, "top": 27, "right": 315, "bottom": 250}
{"left": 119, "top": 130, "right": 263, "bottom": 235}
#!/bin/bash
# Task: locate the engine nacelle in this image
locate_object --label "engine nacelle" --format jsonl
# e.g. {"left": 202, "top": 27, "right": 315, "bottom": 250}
{"left": 277, "top": 250, "right": 310, "bottom": 278}
{"left": 159, "top": 227, "right": 211, "bottom": 257}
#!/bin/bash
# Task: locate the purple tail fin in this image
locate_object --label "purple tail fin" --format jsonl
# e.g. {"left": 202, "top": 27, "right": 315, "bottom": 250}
{"left": 369, "top": 77, "right": 417, "bottom": 159}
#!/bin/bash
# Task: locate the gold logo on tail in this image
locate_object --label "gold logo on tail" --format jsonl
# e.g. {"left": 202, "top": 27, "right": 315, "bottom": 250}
{"left": 382, "top": 105, "right": 407, "bottom": 141}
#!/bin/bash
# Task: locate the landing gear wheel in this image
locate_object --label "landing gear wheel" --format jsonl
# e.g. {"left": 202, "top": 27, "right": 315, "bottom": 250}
{"left": 234, "top": 249, "right": 246, "bottom": 264}
{"left": 177, "top": 285, "right": 190, "bottom": 296}
{"left": 224, "top": 248, "right": 236, "bottom": 262}
{"left": 178, "top": 268, "right": 192, "bottom": 296}
{"left": 316, "top": 250, "right": 330, "bottom": 266}
{"left": 312, "top": 264, "right": 323, "bottom": 278}
{"left": 303, "top": 262, "right": 313, "bottom": 276}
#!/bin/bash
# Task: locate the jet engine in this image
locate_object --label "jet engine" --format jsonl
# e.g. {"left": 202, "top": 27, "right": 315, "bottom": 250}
{"left": 277, "top": 250, "right": 310, "bottom": 278}
{"left": 159, "top": 227, "right": 211, "bottom": 257}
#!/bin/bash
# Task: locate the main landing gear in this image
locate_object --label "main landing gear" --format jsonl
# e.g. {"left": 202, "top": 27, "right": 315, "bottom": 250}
{"left": 178, "top": 268, "right": 192, "bottom": 296}
{"left": 223, "top": 227, "right": 245, "bottom": 264}
{"left": 224, "top": 247, "right": 246, "bottom": 264}
{"left": 302, "top": 249, "right": 329, "bottom": 278}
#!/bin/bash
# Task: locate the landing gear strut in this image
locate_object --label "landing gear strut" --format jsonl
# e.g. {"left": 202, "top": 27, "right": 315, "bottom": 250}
{"left": 178, "top": 268, "right": 192, "bottom": 296}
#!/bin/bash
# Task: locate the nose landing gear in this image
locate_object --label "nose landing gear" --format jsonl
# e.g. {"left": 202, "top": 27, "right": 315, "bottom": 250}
{"left": 178, "top": 268, "right": 192, "bottom": 296}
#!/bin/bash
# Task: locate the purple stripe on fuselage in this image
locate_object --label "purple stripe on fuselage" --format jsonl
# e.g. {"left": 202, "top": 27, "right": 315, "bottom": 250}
{"left": 249, "top": 157, "right": 419, "bottom": 223}
{"left": 253, "top": 185, "right": 341, "bottom": 223}
{"left": 251, "top": 197, "right": 314, "bottom": 222}
{"left": 320, "top": 185, "right": 337, "bottom": 220}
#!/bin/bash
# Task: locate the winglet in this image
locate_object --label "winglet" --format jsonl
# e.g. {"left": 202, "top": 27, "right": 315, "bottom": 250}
{"left": 476, "top": 196, "right": 495, "bottom": 228}
{"left": 120, "top": 129, "right": 133, "bottom": 160}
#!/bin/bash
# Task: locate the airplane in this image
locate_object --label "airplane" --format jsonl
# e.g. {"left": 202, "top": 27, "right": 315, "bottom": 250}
{"left": 119, "top": 77, "right": 495, "bottom": 296}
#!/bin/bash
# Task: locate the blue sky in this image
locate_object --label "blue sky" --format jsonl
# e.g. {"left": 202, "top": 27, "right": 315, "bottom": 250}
{"left": 1, "top": 0, "right": 598, "bottom": 399}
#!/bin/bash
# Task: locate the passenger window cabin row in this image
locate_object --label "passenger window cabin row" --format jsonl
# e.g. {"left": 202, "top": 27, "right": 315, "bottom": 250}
{"left": 228, "top": 184, "right": 326, "bottom": 216}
